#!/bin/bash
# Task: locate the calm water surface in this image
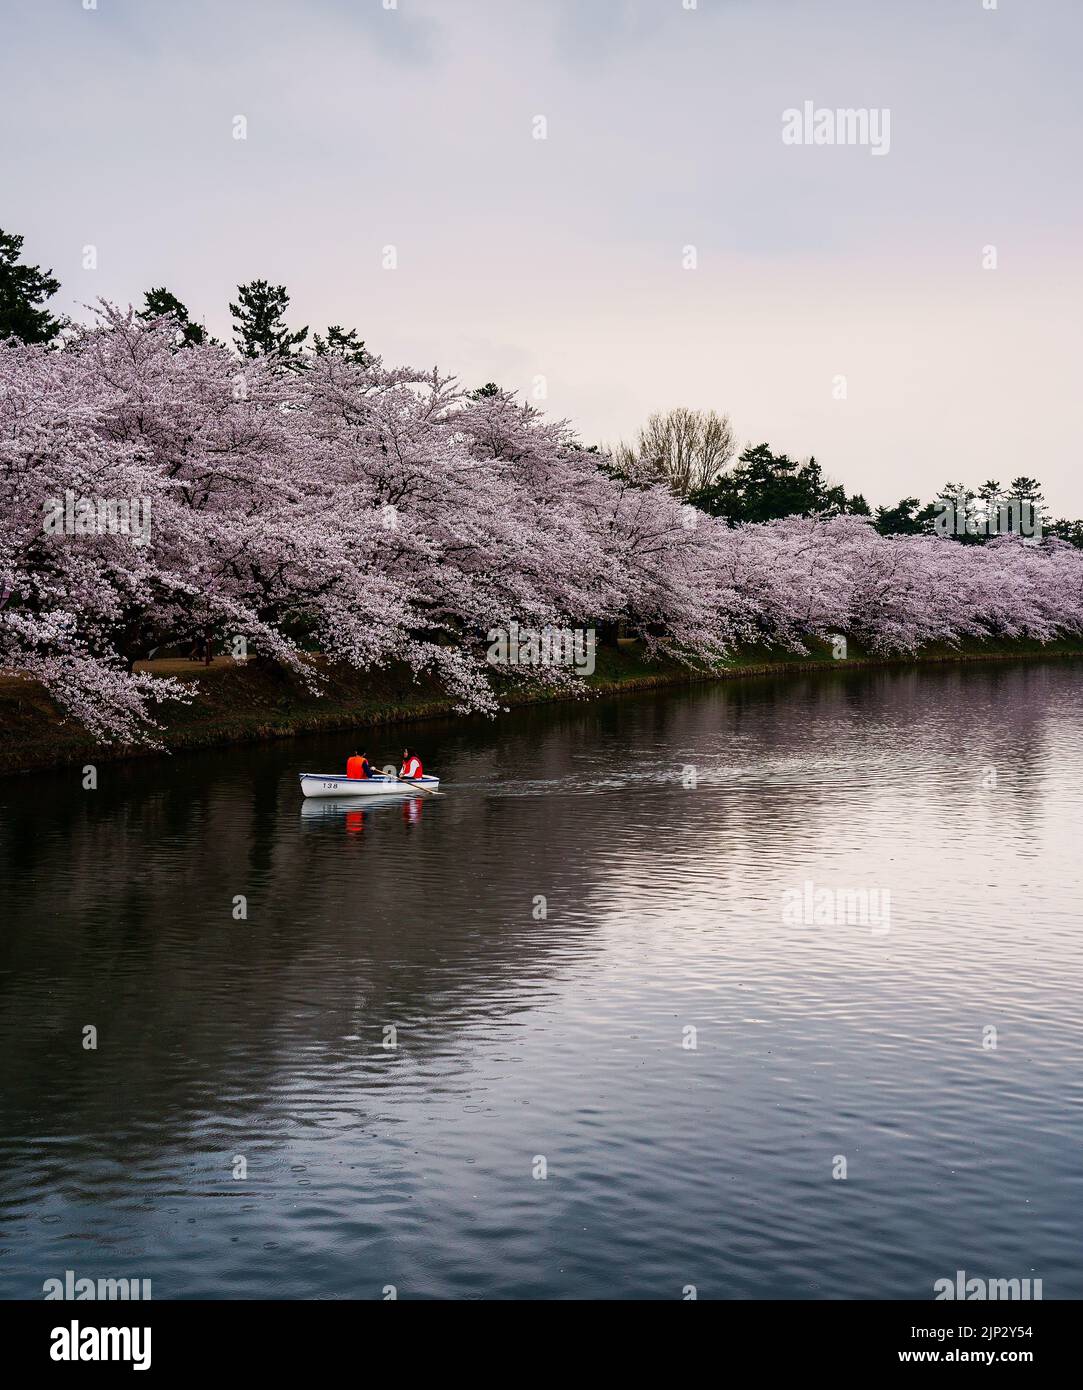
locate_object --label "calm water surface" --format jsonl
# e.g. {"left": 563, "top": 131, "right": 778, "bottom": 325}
{"left": 1, "top": 661, "right": 1082, "bottom": 1299}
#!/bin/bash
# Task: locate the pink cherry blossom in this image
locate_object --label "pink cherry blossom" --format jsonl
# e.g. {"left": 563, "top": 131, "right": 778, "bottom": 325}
{"left": 3, "top": 305, "right": 1082, "bottom": 745}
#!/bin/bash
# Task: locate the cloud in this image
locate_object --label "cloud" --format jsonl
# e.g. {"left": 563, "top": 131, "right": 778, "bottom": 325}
{"left": 2, "top": 0, "right": 1081, "bottom": 511}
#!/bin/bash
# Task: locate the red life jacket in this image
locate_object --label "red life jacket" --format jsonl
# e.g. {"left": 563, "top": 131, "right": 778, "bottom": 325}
{"left": 346, "top": 756, "right": 369, "bottom": 779}
{"left": 400, "top": 755, "right": 423, "bottom": 779}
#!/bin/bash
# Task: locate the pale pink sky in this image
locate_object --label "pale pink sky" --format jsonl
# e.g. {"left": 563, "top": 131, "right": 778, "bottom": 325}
{"left": 3, "top": 0, "right": 1081, "bottom": 512}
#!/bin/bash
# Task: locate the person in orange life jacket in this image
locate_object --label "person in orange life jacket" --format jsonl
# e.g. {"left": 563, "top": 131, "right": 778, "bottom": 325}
{"left": 399, "top": 748, "right": 423, "bottom": 779}
{"left": 346, "top": 750, "right": 374, "bottom": 779}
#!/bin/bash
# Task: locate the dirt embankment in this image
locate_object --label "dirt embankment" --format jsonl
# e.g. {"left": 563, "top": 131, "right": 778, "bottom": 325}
{"left": 2, "top": 637, "right": 1081, "bottom": 777}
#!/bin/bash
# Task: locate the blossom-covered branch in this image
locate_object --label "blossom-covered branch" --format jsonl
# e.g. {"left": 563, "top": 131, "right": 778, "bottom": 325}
{"left": 3, "top": 307, "right": 1082, "bottom": 744}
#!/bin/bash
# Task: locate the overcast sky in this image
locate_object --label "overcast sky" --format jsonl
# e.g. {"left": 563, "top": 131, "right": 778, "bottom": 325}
{"left": 3, "top": 0, "right": 1081, "bottom": 511}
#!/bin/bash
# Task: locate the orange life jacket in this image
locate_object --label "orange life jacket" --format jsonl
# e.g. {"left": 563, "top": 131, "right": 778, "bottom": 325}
{"left": 347, "top": 756, "right": 368, "bottom": 779}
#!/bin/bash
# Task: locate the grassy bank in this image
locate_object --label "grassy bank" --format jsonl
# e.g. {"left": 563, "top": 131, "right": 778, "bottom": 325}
{"left": 2, "top": 636, "right": 1082, "bottom": 777}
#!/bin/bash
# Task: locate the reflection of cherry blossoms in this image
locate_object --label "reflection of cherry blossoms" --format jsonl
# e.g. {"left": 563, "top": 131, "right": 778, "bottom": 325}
{"left": 3, "top": 303, "right": 1083, "bottom": 745}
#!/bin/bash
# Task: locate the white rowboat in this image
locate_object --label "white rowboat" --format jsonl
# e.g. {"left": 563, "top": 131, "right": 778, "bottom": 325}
{"left": 299, "top": 772, "right": 440, "bottom": 798}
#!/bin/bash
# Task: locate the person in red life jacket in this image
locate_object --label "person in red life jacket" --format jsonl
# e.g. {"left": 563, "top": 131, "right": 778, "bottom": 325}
{"left": 399, "top": 747, "right": 423, "bottom": 780}
{"left": 346, "top": 750, "right": 374, "bottom": 779}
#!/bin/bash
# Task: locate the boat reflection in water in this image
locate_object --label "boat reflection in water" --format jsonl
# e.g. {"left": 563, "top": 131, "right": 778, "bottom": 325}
{"left": 300, "top": 794, "right": 426, "bottom": 834}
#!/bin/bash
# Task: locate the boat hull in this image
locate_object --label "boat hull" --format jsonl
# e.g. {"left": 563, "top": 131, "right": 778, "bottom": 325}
{"left": 299, "top": 773, "right": 440, "bottom": 798}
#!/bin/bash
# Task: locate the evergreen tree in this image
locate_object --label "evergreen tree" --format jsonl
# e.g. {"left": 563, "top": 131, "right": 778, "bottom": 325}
{"left": 1006, "top": 476, "right": 1049, "bottom": 537}
{"left": 229, "top": 280, "right": 307, "bottom": 360}
{"left": 929, "top": 480, "right": 982, "bottom": 542}
{"left": 312, "top": 324, "right": 368, "bottom": 364}
{"left": 138, "top": 287, "right": 207, "bottom": 346}
{"left": 0, "top": 228, "right": 62, "bottom": 344}
{"left": 977, "top": 479, "right": 1003, "bottom": 506}
{"left": 1048, "top": 517, "right": 1083, "bottom": 548}
{"left": 873, "top": 497, "right": 934, "bottom": 536}
{"left": 692, "top": 444, "right": 853, "bottom": 523}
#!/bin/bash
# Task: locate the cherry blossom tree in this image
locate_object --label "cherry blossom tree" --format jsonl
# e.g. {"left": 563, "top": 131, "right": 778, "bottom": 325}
{"left": 3, "top": 303, "right": 1083, "bottom": 746}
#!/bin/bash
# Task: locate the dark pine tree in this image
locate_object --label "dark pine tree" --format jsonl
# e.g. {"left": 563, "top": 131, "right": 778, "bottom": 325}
{"left": 312, "top": 324, "right": 368, "bottom": 364}
{"left": 138, "top": 287, "right": 207, "bottom": 346}
{"left": 691, "top": 443, "right": 855, "bottom": 523}
{"left": 229, "top": 280, "right": 308, "bottom": 360}
{"left": 874, "top": 496, "right": 935, "bottom": 536}
{"left": 0, "top": 228, "right": 62, "bottom": 344}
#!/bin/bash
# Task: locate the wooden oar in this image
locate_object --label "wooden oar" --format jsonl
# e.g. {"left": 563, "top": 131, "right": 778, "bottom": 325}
{"left": 404, "top": 779, "right": 439, "bottom": 796}
{"left": 381, "top": 763, "right": 440, "bottom": 796}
